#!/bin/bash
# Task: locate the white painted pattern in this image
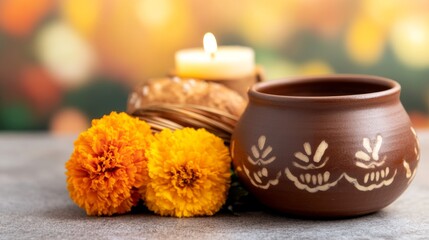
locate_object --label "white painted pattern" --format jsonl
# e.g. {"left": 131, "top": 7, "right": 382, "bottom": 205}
{"left": 286, "top": 140, "right": 341, "bottom": 192}
{"left": 313, "top": 141, "right": 329, "bottom": 163}
{"left": 347, "top": 135, "right": 399, "bottom": 190}
{"left": 399, "top": 128, "right": 419, "bottom": 185}
{"left": 293, "top": 141, "right": 329, "bottom": 169}
{"left": 287, "top": 136, "right": 399, "bottom": 192}
{"left": 241, "top": 134, "right": 404, "bottom": 193}
{"left": 285, "top": 167, "right": 398, "bottom": 193}
{"left": 343, "top": 170, "right": 397, "bottom": 191}
{"left": 243, "top": 135, "right": 280, "bottom": 189}
{"left": 285, "top": 168, "right": 344, "bottom": 193}
{"left": 403, "top": 159, "right": 417, "bottom": 184}
{"left": 292, "top": 160, "right": 328, "bottom": 170}
{"left": 243, "top": 164, "right": 281, "bottom": 189}
{"left": 411, "top": 127, "right": 420, "bottom": 161}
{"left": 355, "top": 157, "right": 386, "bottom": 169}
{"left": 355, "top": 135, "right": 383, "bottom": 163}
{"left": 247, "top": 135, "right": 276, "bottom": 166}
{"left": 403, "top": 161, "right": 412, "bottom": 178}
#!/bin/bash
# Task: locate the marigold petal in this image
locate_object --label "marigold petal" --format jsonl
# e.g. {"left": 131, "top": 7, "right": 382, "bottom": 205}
{"left": 144, "top": 128, "right": 231, "bottom": 217}
{"left": 65, "top": 112, "right": 153, "bottom": 216}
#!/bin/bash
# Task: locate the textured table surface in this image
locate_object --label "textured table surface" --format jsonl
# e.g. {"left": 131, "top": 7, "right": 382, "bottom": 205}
{"left": 1, "top": 132, "right": 428, "bottom": 240}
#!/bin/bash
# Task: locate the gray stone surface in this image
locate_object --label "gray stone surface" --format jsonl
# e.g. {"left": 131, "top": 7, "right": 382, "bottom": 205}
{"left": 0, "top": 132, "right": 428, "bottom": 240}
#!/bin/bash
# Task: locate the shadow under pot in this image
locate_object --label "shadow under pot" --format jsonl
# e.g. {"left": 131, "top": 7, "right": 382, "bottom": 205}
{"left": 231, "top": 75, "right": 420, "bottom": 218}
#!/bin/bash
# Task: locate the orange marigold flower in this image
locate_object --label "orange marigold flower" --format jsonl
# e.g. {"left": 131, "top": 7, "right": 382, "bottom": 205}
{"left": 65, "top": 112, "right": 152, "bottom": 216}
{"left": 144, "top": 128, "right": 231, "bottom": 217}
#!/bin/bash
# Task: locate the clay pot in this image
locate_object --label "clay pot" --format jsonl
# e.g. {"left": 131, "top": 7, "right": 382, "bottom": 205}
{"left": 231, "top": 75, "right": 420, "bottom": 218}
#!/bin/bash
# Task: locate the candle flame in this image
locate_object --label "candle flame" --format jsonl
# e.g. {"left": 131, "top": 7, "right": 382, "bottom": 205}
{"left": 203, "top": 32, "right": 217, "bottom": 58}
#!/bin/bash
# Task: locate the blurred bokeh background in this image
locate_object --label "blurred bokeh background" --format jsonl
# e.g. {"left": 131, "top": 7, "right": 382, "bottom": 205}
{"left": 1, "top": 0, "right": 429, "bottom": 133}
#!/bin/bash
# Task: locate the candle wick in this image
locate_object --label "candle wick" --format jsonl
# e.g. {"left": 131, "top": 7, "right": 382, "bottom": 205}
{"left": 210, "top": 52, "right": 215, "bottom": 60}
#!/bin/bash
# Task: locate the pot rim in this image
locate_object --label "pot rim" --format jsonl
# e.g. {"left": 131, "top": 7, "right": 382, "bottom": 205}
{"left": 249, "top": 74, "right": 401, "bottom": 104}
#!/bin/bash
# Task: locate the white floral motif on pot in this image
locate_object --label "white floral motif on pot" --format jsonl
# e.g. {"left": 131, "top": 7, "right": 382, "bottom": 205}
{"left": 242, "top": 135, "right": 281, "bottom": 190}
{"left": 403, "top": 127, "right": 420, "bottom": 184}
{"left": 285, "top": 140, "right": 345, "bottom": 193}
{"left": 344, "top": 135, "right": 397, "bottom": 191}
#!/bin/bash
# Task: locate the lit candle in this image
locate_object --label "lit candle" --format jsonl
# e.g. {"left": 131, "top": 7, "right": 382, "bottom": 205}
{"left": 175, "top": 33, "right": 255, "bottom": 80}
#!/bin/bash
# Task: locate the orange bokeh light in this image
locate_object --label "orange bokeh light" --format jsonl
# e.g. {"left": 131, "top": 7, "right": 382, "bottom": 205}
{"left": 0, "top": 0, "right": 54, "bottom": 37}
{"left": 19, "top": 66, "right": 62, "bottom": 115}
{"left": 49, "top": 108, "right": 89, "bottom": 134}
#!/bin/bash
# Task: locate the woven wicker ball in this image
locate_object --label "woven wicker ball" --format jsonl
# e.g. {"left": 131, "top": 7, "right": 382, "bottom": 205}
{"left": 127, "top": 77, "right": 246, "bottom": 117}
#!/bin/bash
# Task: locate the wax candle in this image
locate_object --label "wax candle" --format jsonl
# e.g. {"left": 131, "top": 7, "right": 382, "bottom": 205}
{"left": 175, "top": 33, "right": 255, "bottom": 80}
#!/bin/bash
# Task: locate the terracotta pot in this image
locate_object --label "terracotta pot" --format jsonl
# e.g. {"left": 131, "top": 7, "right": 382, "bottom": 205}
{"left": 231, "top": 75, "right": 420, "bottom": 218}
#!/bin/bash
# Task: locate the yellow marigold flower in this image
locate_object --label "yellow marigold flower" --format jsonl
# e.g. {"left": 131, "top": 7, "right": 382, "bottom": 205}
{"left": 65, "top": 112, "right": 153, "bottom": 216}
{"left": 144, "top": 128, "right": 231, "bottom": 217}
